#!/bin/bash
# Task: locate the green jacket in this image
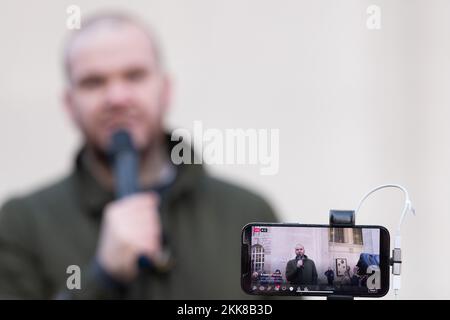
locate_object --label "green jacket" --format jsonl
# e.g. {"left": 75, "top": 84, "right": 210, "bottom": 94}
{"left": 0, "top": 145, "right": 278, "bottom": 299}
{"left": 285, "top": 256, "right": 318, "bottom": 285}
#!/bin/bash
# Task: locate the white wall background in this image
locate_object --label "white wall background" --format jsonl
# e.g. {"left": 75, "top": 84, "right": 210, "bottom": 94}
{"left": 1, "top": 0, "right": 449, "bottom": 299}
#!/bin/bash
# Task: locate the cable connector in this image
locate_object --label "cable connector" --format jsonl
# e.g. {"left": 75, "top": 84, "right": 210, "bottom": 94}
{"left": 390, "top": 248, "right": 402, "bottom": 275}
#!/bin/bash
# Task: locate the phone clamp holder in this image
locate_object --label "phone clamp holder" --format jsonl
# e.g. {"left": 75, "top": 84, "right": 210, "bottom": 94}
{"left": 329, "top": 210, "right": 355, "bottom": 227}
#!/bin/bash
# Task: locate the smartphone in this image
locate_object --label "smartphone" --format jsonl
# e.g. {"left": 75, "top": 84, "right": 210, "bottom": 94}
{"left": 241, "top": 223, "right": 390, "bottom": 297}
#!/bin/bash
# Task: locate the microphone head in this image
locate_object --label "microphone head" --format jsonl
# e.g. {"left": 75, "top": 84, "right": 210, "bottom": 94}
{"left": 109, "top": 129, "right": 136, "bottom": 156}
{"left": 108, "top": 129, "right": 139, "bottom": 199}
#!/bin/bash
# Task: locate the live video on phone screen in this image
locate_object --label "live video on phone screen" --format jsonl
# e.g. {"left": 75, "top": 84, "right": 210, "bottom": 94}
{"left": 250, "top": 226, "right": 381, "bottom": 295}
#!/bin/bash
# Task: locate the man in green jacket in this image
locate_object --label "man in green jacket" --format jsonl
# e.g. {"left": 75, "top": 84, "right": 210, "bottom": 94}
{"left": 285, "top": 244, "right": 318, "bottom": 286}
{"left": 0, "top": 13, "right": 278, "bottom": 299}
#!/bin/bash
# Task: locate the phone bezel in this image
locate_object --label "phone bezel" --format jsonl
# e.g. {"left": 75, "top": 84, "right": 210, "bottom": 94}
{"left": 241, "top": 223, "right": 390, "bottom": 298}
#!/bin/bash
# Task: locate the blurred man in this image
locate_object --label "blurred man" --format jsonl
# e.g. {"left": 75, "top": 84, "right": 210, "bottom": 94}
{"left": 285, "top": 244, "right": 317, "bottom": 286}
{"left": 324, "top": 267, "right": 334, "bottom": 286}
{"left": 0, "top": 13, "right": 277, "bottom": 299}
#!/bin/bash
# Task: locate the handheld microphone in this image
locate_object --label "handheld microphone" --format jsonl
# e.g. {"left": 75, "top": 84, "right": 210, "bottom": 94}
{"left": 110, "top": 130, "right": 139, "bottom": 199}
{"left": 109, "top": 130, "right": 153, "bottom": 269}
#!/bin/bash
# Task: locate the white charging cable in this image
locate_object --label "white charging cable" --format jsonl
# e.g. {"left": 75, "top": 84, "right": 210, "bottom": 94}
{"left": 354, "top": 184, "right": 415, "bottom": 298}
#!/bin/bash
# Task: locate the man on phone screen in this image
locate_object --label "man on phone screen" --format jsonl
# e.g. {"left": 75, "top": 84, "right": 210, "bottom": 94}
{"left": 285, "top": 244, "right": 318, "bottom": 285}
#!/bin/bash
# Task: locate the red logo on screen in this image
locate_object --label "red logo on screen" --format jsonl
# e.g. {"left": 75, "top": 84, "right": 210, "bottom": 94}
{"left": 253, "top": 227, "right": 261, "bottom": 233}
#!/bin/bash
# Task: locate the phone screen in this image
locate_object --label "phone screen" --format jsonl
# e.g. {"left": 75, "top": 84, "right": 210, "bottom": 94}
{"left": 241, "top": 224, "right": 390, "bottom": 297}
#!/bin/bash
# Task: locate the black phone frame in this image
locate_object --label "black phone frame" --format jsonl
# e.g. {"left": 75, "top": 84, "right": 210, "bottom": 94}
{"left": 241, "top": 211, "right": 391, "bottom": 299}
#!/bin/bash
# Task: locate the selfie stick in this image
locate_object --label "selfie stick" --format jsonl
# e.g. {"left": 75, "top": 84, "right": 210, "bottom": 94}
{"left": 354, "top": 184, "right": 415, "bottom": 298}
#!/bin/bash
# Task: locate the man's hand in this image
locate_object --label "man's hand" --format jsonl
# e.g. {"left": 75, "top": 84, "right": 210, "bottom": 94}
{"left": 297, "top": 259, "right": 304, "bottom": 268}
{"left": 97, "top": 193, "right": 162, "bottom": 283}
